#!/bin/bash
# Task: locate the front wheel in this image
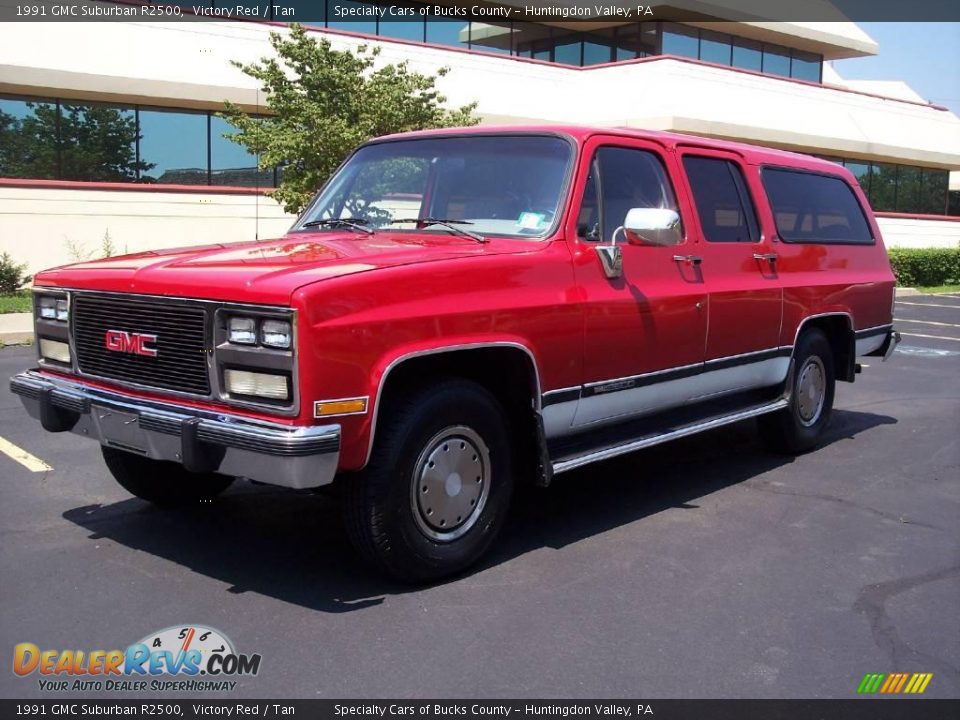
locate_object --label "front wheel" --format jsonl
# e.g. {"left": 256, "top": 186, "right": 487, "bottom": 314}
{"left": 759, "top": 328, "right": 836, "bottom": 454}
{"left": 101, "top": 446, "right": 234, "bottom": 507}
{"left": 342, "top": 379, "right": 515, "bottom": 583}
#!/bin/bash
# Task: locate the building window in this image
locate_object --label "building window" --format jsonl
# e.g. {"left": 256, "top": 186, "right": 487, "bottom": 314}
{"left": 0, "top": 94, "right": 275, "bottom": 188}
{"left": 761, "top": 48, "right": 791, "bottom": 77}
{"left": 824, "top": 157, "right": 950, "bottom": 215}
{"left": 138, "top": 108, "right": 208, "bottom": 185}
{"left": 660, "top": 23, "right": 700, "bottom": 59}
{"left": 0, "top": 96, "right": 58, "bottom": 179}
{"left": 732, "top": 38, "right": 762, "bottom": 71}
{"left": 699, "top": 30, "right": 732, "bottom": 66}
{"left": 210, "top": 116, "right": 271, "bottom": 187}
{"left": 791, "top": 50, "right": 822, "bottom": 82}
{"left": 59, "top": 102, "right": 141, "bottom": 182}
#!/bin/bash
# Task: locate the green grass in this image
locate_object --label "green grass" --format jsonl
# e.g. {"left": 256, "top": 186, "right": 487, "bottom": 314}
{"left": 0, "top": 292, "right": 32, "bottom": 314}
{"left": 918, "top": 285, "right": 960, "bottom": 295}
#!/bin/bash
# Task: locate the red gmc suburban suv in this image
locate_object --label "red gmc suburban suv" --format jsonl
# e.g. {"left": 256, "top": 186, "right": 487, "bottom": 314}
{"left": 12, "top": 126, "right": 899, "bottom": 581}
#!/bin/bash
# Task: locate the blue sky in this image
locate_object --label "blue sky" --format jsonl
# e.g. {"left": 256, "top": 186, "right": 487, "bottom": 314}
{"left": 832, "top": 23, "right": 960, "bottom": 116}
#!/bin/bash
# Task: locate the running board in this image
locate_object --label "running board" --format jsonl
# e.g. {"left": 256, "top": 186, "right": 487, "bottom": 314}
{"left": 551, "top": 398, "right": 789, "bottom": 475}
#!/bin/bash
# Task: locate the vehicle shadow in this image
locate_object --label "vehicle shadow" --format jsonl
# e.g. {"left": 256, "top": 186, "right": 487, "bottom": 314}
{"left": 62, "top": 409, "right": 895, "bottom": 613}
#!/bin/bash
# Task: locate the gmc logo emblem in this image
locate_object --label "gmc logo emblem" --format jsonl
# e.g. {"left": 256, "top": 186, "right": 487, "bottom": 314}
{"left": 104, "top": 330, "right": 158, "bottom": 357}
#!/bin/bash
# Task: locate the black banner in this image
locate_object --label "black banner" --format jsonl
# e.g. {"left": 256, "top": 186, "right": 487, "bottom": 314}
{"left": 1, "top": 700, "right": 959, "bottom": 720}
{"left": 2, "top": 0, "right": 960, "bottom": 23}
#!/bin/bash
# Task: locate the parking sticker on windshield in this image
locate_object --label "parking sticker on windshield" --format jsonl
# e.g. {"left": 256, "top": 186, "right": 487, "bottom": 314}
{"left": 517, "top": 212, "right": 547, "bottom": 231}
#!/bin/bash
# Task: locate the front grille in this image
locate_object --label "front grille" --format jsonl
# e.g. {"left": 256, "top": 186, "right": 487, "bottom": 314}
{"left": 73, "top": 295, "right": 211, "bottom": 396}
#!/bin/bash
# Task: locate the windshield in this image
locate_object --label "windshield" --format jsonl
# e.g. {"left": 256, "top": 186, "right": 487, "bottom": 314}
{"left": 295, "top": 135, "right": 573, "bottom": 238}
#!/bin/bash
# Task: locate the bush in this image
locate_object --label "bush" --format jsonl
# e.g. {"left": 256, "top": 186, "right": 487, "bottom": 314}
{"left": 0, "top": 252, "right": 28, "bottom": 295}
{"left": 887, "top": 247, "right": 960, "bottom": 287}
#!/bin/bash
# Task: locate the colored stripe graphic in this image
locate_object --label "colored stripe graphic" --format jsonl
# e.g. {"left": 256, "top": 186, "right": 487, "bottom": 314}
{"left": 858, "top": 672, "right": 933, "bottom": 694}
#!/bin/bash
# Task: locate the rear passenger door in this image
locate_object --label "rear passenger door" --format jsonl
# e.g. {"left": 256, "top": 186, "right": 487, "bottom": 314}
{"left": 678, "top": 149, "right": 785, "bottom": 398}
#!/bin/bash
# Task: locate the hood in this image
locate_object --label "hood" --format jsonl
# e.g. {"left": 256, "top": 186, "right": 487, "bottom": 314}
{"left": 34, "top": 232, "right": 539, "bottom": 305}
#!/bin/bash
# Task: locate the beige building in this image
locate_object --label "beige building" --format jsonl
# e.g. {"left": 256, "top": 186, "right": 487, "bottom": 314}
{"left": 1, "top": 1, "right": 959, "bottom": 273}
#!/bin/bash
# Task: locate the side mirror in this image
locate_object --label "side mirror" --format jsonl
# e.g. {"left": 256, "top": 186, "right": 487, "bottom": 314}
{"left": 622, "top": 208, "right": 682, "bottom": 247}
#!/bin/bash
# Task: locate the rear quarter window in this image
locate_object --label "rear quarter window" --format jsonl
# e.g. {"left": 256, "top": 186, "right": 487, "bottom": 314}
{"left": 761, "top": 167, "right": 874, "bottom": 245}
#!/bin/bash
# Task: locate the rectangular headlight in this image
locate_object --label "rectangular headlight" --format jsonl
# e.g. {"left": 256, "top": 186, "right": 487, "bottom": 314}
{"left": 224, "top": 369, "right": 289, "bottom": 400}
{"left": 39, "top": 338, "right": 71, "bottom": 364}
{"left": 56, "top": 298, "right": 69, "bottom": 321}
{"left": 228, "top": 317, "right": 257, "bottom": 345}
{"left": 261, "top": 319, "right": 292, "bottom": 349}
{"left": 38, "top": 296, "right": 57, "bottom": 319}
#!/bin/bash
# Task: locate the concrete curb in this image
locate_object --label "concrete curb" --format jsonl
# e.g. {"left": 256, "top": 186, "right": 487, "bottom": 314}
{"left": 0, "top": 313, "right": 33, "bottom": 347}
{"left": 895, "top": 287, "right": 921, "bottom": 297}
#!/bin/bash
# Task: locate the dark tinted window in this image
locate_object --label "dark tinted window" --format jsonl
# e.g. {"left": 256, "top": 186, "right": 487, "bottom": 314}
{"left": 762, "top": 168, "right": 873, "bottom": 244}
{"left": 592, "top": 147, "right": 682, "bottom": 244}
{"left": 683, "top": 157, "right": 759, "bottom": 242}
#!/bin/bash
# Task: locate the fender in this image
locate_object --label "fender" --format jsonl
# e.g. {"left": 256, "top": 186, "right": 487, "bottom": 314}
{"left": 362, "top": 340, "right": 543, "bottom": 467}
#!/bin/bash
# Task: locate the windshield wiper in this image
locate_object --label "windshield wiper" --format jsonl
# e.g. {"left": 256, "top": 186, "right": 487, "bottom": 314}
{"left": 391, "top": 217, "right": 487, "bottom": 244}
{"left": 301, "top": 218, "right": 375, "bottom": 235}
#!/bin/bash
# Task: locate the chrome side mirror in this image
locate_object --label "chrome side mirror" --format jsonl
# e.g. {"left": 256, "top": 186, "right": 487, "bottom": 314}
{"left": 623, "top": 208, "right": 682, "bottom": 247}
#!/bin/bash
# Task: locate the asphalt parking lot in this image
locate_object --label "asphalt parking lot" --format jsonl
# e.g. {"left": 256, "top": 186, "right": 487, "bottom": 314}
{"left": 1, "top": 295, "right": 958, "bottom": 700}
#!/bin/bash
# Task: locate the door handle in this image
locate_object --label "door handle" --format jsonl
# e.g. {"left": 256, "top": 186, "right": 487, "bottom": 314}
{"left": 673, "top": 254, "right": 703, "bottom": 266}
{"left": 753, "top": 253, "right": 778, "bottom": 263}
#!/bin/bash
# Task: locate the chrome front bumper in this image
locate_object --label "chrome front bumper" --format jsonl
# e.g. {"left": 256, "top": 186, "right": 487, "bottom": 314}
{"left": 10, "top": 371, "right": 340, "bottom": 489}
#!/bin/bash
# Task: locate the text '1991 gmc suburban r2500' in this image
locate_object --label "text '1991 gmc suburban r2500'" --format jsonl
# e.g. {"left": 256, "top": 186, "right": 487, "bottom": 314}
{"left": 11, "top": 126, "right": 900, "bottom": 582}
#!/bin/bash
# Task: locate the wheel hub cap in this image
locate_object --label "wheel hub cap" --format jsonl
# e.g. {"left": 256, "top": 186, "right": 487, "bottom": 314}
{"left": 796, "top": 356, "right": 826, "bottom": 426}
{"left": 412, "top": 426, "right": 490, "bottom": 542}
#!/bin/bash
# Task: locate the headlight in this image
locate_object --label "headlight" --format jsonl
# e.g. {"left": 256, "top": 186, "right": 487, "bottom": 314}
{"left": 228, "top": 317, "right": 257, "bottom": 345}
{"left": 37, "top": 296, "right": 68, "bottom": 322}
{"left": 39, "top": 338, "right": 71, "bottom": 364}
{"left": 224, "top": 369, "right": 289, "bottom": 400}
{"left": 261, "top": 319, "right": 292, "bottom": 349}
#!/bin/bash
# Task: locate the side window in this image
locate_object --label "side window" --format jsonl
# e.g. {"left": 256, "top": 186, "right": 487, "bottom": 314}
{"left": 577, "top": 146, "right": 682, "bottom": 244}
{"left": 682, "top": 156, "right": 760, "bottom": 242}
{"left": 762, "top": 168, "right": 874, "bottom": 244}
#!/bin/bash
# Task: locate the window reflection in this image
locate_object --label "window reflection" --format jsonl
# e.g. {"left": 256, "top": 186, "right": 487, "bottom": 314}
{"left": 210, "top": 115, "right": 272, "bottom": 187}
{"left": 60, "top": 103, "right": 141, "bottom": 182}
{"left": 0, "top": 96, "right": 58, "bottom": 179}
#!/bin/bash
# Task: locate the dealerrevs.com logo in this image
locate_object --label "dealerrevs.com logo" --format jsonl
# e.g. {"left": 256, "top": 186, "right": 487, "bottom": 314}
{"left": 13, "top": 625, "right": 262, "bottom": 693}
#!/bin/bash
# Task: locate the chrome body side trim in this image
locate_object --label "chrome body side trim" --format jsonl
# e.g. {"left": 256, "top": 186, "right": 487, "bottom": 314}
{"left": 571, "top": 356, "right": 790, "bottom": 430}
{"left": 10, "top": 371, "right": 339, "bottom": 490}
{"left": 552, "top": 398, "right": 789, "bottom": 475}
{"left": 364, "top": 342, "right": 543, "bottom": 467}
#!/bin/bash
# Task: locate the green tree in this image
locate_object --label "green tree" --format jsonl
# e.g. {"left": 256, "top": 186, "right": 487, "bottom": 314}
{"left": 221, "top": 23, "right": 479, "bottom": 215}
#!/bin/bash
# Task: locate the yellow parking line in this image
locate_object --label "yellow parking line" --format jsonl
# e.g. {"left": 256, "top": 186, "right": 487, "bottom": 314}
{"left": 896, "top": 301, "right": 960, "bottom": 309}
{"left": 895, "top": 318, "right": 960, "bottom": 328}
{"left": 0, "top": 435, "right": 52, "bottom": 473}
{"left": 900, "top": 332, "right": 960, "bottom": 343}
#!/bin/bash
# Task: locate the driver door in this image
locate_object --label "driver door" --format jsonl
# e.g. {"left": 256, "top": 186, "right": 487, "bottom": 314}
{"left": 569, "top": 137, "right": 707, "bottom": 429}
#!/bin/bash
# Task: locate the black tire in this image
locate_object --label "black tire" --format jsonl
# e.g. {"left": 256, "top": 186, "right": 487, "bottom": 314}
{"left": 759, "top": 328, "right": 836, "bottom": 454}
{"left": 101, "top": 446, "right": 234, "bottom": 507}
{"left": 342, "top": 379, "right": 515, "bottom": 583}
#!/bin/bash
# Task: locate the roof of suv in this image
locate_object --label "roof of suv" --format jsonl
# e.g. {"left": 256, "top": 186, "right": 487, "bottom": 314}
{"left": 373, "top": 124, "right": 848, "bottom": 176}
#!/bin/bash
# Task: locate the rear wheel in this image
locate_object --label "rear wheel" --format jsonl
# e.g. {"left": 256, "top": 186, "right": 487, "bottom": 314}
{"left": 101, "top": 446, "right": 234, "bottom": 507}
{"left": 759, "top": 328, "right": 836, "bottom": 454}
{"left": 342, "top": 379, "right": 514, "bottom": 583}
